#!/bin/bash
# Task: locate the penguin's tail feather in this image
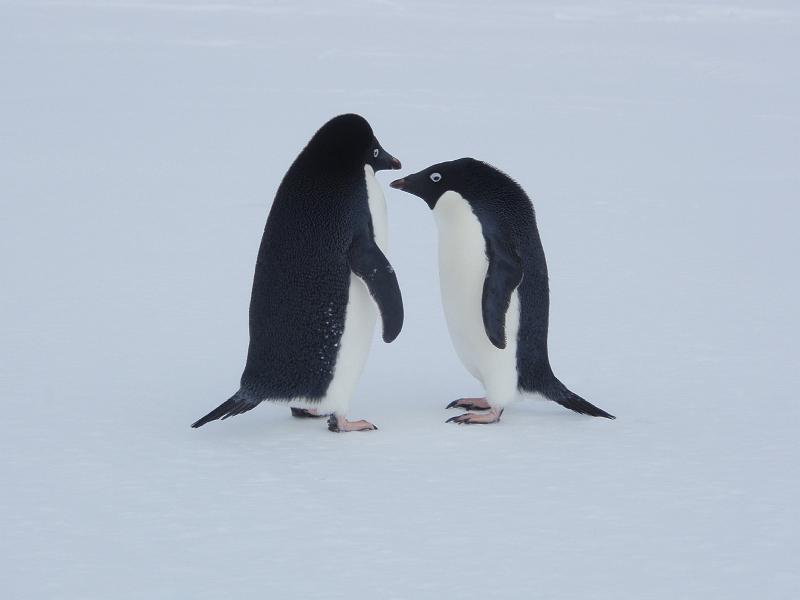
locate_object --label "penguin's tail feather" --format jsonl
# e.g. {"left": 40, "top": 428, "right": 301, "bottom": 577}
{"left": 540, "top": 376, "right": 615, "bottom": 419}
{"left": 191, "top": 391, "right": 260, "bottom": 428}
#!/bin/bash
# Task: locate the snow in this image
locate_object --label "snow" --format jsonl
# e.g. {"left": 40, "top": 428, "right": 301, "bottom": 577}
{"left": 1, "top": 1, "right": 799, "bottom": 598}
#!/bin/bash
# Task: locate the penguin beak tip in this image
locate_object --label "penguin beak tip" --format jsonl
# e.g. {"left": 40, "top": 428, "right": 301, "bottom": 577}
{"left": 390, "top": 178, "right": 405, "bottom": 190}
{"left": 391, "top": 157, "right": 402, "bottom": 170}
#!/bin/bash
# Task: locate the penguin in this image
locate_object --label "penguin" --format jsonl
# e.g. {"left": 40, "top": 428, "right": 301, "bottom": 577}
{"left": 192, "top": 114, "right": 403, "bottom": 433}
{"left": 390, "top": 158, "right": 614, "bottom": 424}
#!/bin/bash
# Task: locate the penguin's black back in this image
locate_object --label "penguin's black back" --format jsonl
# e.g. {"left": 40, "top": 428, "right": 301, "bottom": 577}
{"left": 240, "top": 115, "right": 375, "bottom": 402}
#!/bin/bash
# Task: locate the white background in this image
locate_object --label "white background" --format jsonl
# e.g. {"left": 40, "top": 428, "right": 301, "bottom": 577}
{"left": 1, "top": 1, "right": 798, "bottom": 598}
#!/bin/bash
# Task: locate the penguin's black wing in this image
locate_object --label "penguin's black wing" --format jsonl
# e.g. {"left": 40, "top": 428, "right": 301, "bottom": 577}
{"left": 347, "top": 231, "right": 404, "bottom": 343}
{"left": 482, "top": 235, "right": 524, "bottom": 349}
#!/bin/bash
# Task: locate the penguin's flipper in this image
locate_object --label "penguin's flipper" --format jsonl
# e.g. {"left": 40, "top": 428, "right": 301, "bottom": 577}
{"left": 482, "top": 237, "right": 523, "bottom": 349}
{"left": 347, "top": 232, "right": 404, "bottom": 343}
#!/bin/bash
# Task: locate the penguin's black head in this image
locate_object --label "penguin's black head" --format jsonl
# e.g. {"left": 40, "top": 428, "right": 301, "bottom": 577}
{"left": 367, "top": 138, "right": 402, "bottom": 172}
{"left": 390, "top": 158, "right": 475, "bottom": 209}
{"left": 304, "top": 113, "right": 401, "bottom": 172}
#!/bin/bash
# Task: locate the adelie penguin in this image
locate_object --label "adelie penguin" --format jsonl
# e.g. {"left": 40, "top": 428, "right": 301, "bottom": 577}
{"left": 192, "top": 114, "right": 403, "bottom": 433}
{"left": 391, "top": 159, "right": 614, "bottom": 424}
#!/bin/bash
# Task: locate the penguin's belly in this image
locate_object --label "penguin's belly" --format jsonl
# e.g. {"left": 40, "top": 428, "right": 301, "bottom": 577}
{"left": 293, "top": 167, "right": 386, "bottom": 414}
{"left": 434, "top": 192, "right": 520, "bottom": 403}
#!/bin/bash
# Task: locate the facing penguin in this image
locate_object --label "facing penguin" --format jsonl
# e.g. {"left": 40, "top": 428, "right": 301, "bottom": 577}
{"left": 192, "top": 114, "right": 403, "bottom": 433}
{"left": 390, "top": 158, "right": 614, "bottom": 424}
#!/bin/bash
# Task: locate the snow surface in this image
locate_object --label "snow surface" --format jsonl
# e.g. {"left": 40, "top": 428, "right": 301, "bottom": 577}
{"left": 1, "top": 1, "right": 799, "bottom": 598}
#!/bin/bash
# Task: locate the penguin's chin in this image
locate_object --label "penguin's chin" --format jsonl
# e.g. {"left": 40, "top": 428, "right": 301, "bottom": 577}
{"left": 389, "top": 179, "right": 437, "bottom": 210}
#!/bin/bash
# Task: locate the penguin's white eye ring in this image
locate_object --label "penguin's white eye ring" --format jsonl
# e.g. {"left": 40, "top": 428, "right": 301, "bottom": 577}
{"left": 430, "top": 172, "right": 442, "bottom": 183}
{"left": 373, "top": 148, "right": 379, "bottom": 158}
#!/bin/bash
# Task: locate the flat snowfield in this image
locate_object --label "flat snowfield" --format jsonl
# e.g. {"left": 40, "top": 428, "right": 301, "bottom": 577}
{"left": 1, "top": 1, "right": 798, "bottom": 598}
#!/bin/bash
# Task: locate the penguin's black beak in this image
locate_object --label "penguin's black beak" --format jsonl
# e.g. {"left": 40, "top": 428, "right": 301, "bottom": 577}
{"left": 374, "top": 149, "right": 401, "bottom": 171}
{"left": 389, "top": 174, "right": 436, "bottom": 209}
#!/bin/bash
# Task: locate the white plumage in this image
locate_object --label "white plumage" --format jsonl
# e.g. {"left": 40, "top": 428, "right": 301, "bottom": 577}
{"left": 433, "top": 191, "right": 521, "bottom": 409}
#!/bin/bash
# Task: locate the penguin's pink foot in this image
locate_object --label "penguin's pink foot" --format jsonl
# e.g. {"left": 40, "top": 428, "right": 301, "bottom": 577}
{"left": 291, "top": 407, "right": 326, "bottom": 419}
{"left": 446, "top": 408, "right": 504, "bottom": 425}
{"left": 446, "top": 397, "right": 490, "bottom": 411}
{"left": 327, "top": 414, "right": 378, "bottom": 433}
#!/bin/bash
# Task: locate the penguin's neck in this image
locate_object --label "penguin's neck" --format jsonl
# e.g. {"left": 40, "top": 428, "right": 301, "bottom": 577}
{"left": 433, "top": 191, "right": 482, "bottom": 242}
{"left": 364, "top": 164, "right": 388, "bottom": 251}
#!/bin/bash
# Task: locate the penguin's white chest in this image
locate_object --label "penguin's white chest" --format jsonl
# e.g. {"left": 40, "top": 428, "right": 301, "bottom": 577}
{"left": 351, "top": 164, "right": 387, "bottom": 336}
{"left": 364, "top": 165, "right": 388, "bottom": 251}
{"left": 434, "top": 191, "right": 520, "bottom": 405}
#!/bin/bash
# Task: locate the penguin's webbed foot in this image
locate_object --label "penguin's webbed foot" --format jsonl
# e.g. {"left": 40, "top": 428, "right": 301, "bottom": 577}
{"left": 290, "top": 407, "right": 327, "bottom": 419}
{"left": 327, "top": 414, "right": 378, "bottom": 433}
{"left": 446, "top": 408, "right": 504, "bottom": 425}
{"left": 446, "top": 397, "right": 491, "bottom": 411}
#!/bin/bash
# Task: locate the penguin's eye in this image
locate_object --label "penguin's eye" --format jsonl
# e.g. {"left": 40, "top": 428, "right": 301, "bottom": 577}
{"left": 430, "top": 172, "right": 442, "bottom": 183}
{"left": 373, "top": 149, "right": 379, "bottom": 158}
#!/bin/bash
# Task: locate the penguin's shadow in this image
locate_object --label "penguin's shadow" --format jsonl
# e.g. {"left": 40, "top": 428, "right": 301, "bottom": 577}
{"left": 185, "top": 400, "right": 614, "bottom": 447}
{"left": 188, "top": 410, "right": 321, "bottom": 440}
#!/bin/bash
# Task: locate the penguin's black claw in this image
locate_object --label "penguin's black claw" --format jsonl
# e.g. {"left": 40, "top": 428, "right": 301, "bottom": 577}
{"left": 446, "top": 398, "right": 492, "bottom": 411}
{"left": 446, "top": 409, "right": 503, "bottom": 425}
{"left": 327, "top": 414, "right": 339, "bottom": 432}
{"left": 291, "top": 407, "right": 327, "bottom": 419}
{"left": 327, "top": 414, "right": 378, "bottom": 432}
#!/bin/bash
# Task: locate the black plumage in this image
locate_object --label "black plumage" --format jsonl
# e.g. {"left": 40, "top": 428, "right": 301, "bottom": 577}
{"left": 192, "top": 114, "right": 403, "bottom": 428}
{"left": 391, "top": 158, "right": 614, "bottom": 419}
